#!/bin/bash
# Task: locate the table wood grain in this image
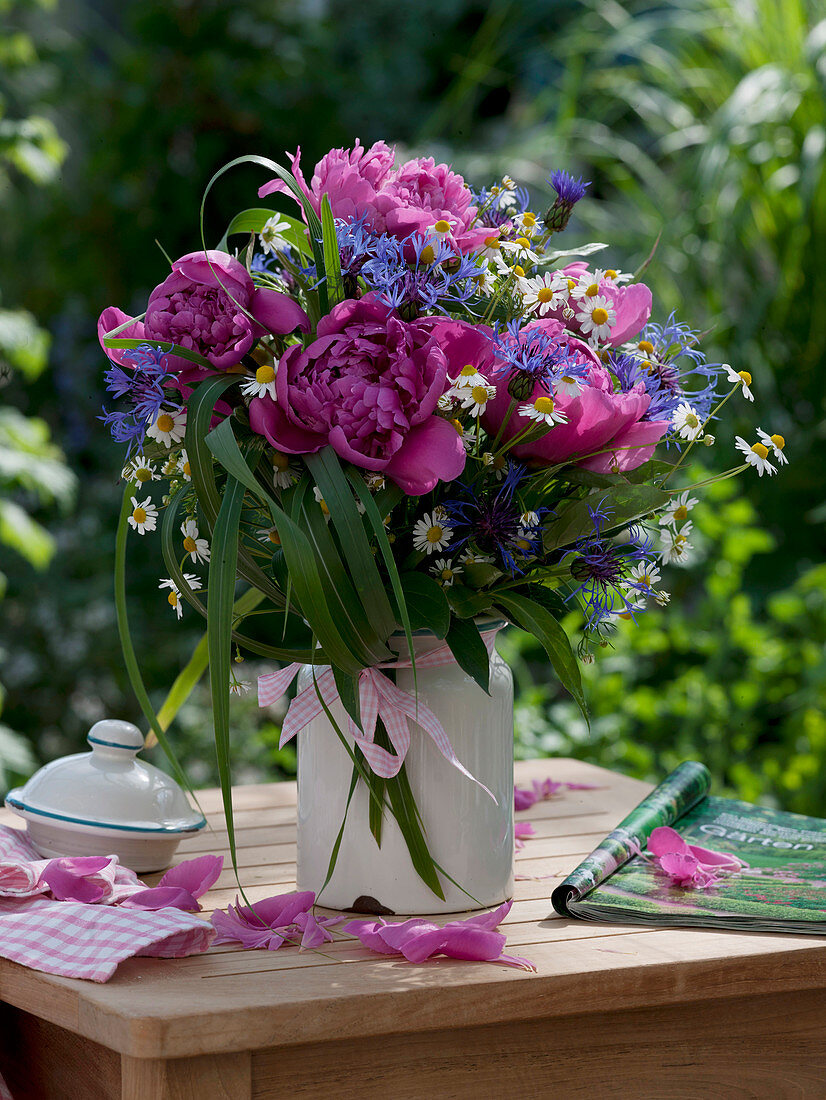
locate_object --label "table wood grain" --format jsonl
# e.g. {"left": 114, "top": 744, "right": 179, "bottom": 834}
{"left": 2, "top": 758, "right": 826, "bottom": 1099}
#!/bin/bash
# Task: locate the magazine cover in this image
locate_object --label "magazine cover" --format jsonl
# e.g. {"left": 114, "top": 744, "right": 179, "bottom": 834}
{"left": 552, "top": 762, "right": 826, "bottom": 933}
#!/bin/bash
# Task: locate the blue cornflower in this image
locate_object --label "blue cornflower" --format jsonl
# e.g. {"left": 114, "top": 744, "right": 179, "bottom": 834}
{"left": 493, "top": 321, "right": 589, "bottom": 400}
{"left": 100, "top": 343, "right": 180, "bottom": 455}
{"left": 545, "top": 170, "right": 590, "bottom": 233}
{"left": 444, "top": 463, "right": 546, "bottom": 575}
{"left": 335, "top": 214, "right": 376, "bottom": 278}
{"left": 361, "top": 232, "right": 478, "bottom": 313}
{"left": 250, "top": 253, "right": 277, "bottom": 274}
{"left": 562, "top": 501, "right": 650, "bottom": 627}
{"left": 612, "top": 313, "right": 725, "bottom": 429}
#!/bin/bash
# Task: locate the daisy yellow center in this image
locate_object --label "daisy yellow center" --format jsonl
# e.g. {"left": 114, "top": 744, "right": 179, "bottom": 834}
{"left": 267, "top": 529, "right": 281, "bottom": 545}
{"left": 738, "top": 371, "right": 752, "bottom": 386}
{"left": 318, "top": 498, "right": 330, "bottom": 516}
{"left": 522, "top": 212, "right": 537, "bottom": 227}
{"left": 484, "top": 236, "right": 500, "bottom": 249}
{"left": 135, "top": 467, "right": 152, "bottom": 483}
{"left": 132, "top": 506, "right": 147, "bottom": 524}
{"left": 156, "top": 413, "right": 174, "bottom": 433}
{"left": 182, "top": 461, "right": 191, "bottom": 477}
{"left": 770, "top": 434, "right": 785, "bottom": 450}
{"left": 255, "top": 365, "right": 275, "bottom": 385}
{"left": 441, "top": 569, "right": 453, "bottom": 581}
{"left": 451, "top": 418, "right": 464, "bottom": 436}
{"left": 426, "top": 525, "right": 444, "bottom": 544}
{"left": 638, "top": 340, "right": 654, "bottom": 355}
{"left": 420, "top": 245, "right": 436, "bottom": 265}
{"left": 537, "top": 287, "right": 554, "bottom": 303}
{"left": 751, "top": 442, "right": 770, "bottom": 459}
{"left": 640, "top": 573, "right": 651, "bottom": 586}
{"left": 459, "top": 364, "right": 477, "bottom": 377}
{"left": 586, "top": 283, "right": 600, "bottom": 297}
{"left": 561, "top": 375, "right": 576, "bottom": 385}
{"left": 567, "top": 278, "right": 576, "bottom": 291}
{"left": 591, "top": 307, "right": 609, "bottom": 326}
{"left": 675, "top": 535, "right": 688, "bottom": 548}
{"left": 685, "top": 413, "right": 699, "bottom": 428}
{"left": 619, "top": 610, "right": 634, "bottom": 620}
{"left": 673, "top": 505, "right": 688, "bottom": 522}
{"left": 434, "top": 219, "right": 451, "bottom": 234}
{"left": 167, "top": 591, "right": 179, "bottom": 608}
{"left": 515, "top": 538, "right": 531, "bottom": 551}
{"left": 533, "top": 396, "right": 555, "bottom": 415}
{"left": 271, "top": 451, "right": 289, "bottom": 470}
{"left": 471, "top": 385, "right": 489, "bottom": 405}
{"left": 183, "top": 536, "right": 197, "bottom": 553}
{"left": 515, "top": 236, "right": 531, "bottom": 248}
{"left": 513, "top": 265, "right": 526, "bottom": 278}
{"left": 605, "top": 269, "right": 618, "bottom": 279}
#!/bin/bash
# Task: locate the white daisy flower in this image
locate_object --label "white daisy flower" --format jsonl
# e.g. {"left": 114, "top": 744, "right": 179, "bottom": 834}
{"left": 474, "top": 268, "right": 496, "bottom": 297}
{"left": 522, "top": 271, "right": 567, "bottom": 317}
{"left": 459, "top": 549, "right": 494, "bottom": 565}
{"left": 576, "top": 296, "right": 616, "bottom": 344}
{"left": 555, "top": 374, "right": 584, "bottom": 398}
{"left": 437, "top": 392, "right": 457, "bottom": 412}
{"left": 229, "top": 680, "right": 251, "bottom": 697}
{"left": 259, "top": 214, "right": 292, "bottom": 255}
{"left": 671, "top": 403, "right": 704, "bottom": 442}
{"left": 570, "top": 271, "right": 606, "bottom": 301}
{"left": 145, "top": 408, "right": 186, "bottom": 447}
{"left": 660, "top": 526, "right": 694, "bottom": 565}
{"left": 412, "top": 512, "right": 453, "bottom": 555}
{"left": 482, "top": 452, "right": 508, "bottom": 480}
{"left": 458, "top": 383, "right": 497, "bottom": 418}
{"left": 365, "top": 473, "right": 386, "bottom": 491}
{"left": 735, "top": 435, "right": 777, "bottom": 477}
{"left": 122, "top": 455, "right": 158, "bottom": 485}
{"left": 159, "top": 574, "right": 202, "bottom": 619}
{"left": 181, "top": 518, "right": 210, "bottom": 563}
{"left": 431, "top": 557, "right": 462, "bottom": 588}
{"left": 601, "top": 267, "right": 631, "bottom": 284}
{"left": 241, "top": 363, "right": 278, "bottom": 400}
{"left": 127, "top": 496, "right": 158, "bottom": 535}
{"left": 659, "top": 491, "right": 699, "bottom": 528}
{"left": 479, "top": 233, "right": 503, "bottom": 262}
{"left": 654, "top": 589, "right": 671, "bottom": 607}
{"left": 519, "top": 511, "right": 540, "bottom": 530}
{"left": 624, "top": 561, "right": 662, "bottom": 591}
{"left": 519, "top": 395, "right": 568, "bottom": 427}
{"left": 723, "top": 363, "right": 755, "bottom": 401}
{"left": 607, "top": 597, "right": 648, "bottom": 624}
{"left": 270, "top": 450, "right": 296, "bottom": 489}
{"left": 257, "top": 526, "right": 281, "bottom": 546}
{"left": 513, "top": 211, "right": 541, "bottom": 235}
{"left": 500, "top": 239, "right": 540, "bottom": 265}
{"left": 431, "top": 218, "right": 453, "bottom": 241}
{"left": 756, "top": 428, "right": 788, "bottom": 466}
{"left": 450, "top": 363, "right": 488, "bottom": 389}
{"left": 178, "top": 450, "right": 192, "bottom": 482}
{"left": 312, "top": 486, "right": 332, "bottom": 519}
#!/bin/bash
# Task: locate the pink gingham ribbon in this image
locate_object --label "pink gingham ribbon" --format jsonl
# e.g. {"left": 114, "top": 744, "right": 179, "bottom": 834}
{"left": 258, "top": 635, "right": 497, "bottom": 800}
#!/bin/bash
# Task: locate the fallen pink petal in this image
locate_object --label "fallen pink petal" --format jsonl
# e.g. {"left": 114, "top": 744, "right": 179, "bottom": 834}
{"left": 647, "top": 826, "right": 746, "bottom": 889}
{"left": 514, "top": 821, "right": 536, "bottom": 850}
{"left": 158, "top": 854, "right": 223, "bottom": 899}
{"left": 210, "top": 890, "right": 320, "bottom": 951}
{"left": 38, "top": 856, "right": 117, "bottom": 904}
{"left": 119, "top": 885, "right": 202, "bottom": 911}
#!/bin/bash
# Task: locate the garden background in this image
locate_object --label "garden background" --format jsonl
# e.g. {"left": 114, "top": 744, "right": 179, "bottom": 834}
{"left": 1, "top": 0, "right": 823, "bottom": 811}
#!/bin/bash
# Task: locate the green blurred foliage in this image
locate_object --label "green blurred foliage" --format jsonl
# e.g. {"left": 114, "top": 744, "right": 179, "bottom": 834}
{"left": 0, "top": 0, "right": 822, "bottom": 809}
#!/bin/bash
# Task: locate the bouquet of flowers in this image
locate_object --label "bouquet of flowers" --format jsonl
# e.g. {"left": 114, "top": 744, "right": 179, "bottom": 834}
{"left": 99, "top": 140, "right": 785, "bottom": 897}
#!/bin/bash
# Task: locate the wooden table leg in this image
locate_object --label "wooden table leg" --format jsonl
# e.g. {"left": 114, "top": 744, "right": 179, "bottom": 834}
{"left": 120, "top": 1052, "right": 251, "bottom": 1100}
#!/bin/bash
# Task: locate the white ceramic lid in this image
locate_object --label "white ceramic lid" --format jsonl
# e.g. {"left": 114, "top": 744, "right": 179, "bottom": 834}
{"left": 5, "top": 720, "right": 206, "bottom": 835}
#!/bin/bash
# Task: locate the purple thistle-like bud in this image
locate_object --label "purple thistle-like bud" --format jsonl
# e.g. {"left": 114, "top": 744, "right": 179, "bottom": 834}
{"left": 545, "top": 170, "right": 590, "bottom": 233}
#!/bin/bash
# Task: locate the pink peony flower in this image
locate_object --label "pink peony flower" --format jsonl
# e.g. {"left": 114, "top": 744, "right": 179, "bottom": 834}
{"left": 259, "top": 143, "right": 489, "bottom": 254}
{"left": 249, "top": 295, "right": 466, "bottom": 494}
{"left": 556, "top": 262, "right": 653, "bottom": 347}
{"left": 98, "top": 250, "right": 309, "bottom": 383}
{"left": 482, "top": 317, "right": 669, "bottom": 473}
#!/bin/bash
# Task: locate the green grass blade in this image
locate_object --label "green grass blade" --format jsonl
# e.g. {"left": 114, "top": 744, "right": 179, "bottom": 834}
{"left": 217, "top": 207, "right": 313, "bottom": 258}
{"left": 320, "top": 194, "right": 344, "bottom": 307}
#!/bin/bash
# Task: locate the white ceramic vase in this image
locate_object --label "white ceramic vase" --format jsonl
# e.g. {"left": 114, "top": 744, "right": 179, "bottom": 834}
{"left": 296, "top": 621, "right": 514, "bottom": 915}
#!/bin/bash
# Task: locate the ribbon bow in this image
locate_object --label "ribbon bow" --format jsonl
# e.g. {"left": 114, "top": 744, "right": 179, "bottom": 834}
{"left": 258, "top": 638, "right": 496, "bottom": 800}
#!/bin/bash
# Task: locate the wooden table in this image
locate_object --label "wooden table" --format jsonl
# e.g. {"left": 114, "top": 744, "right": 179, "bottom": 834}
{"left": 2, "top": 758, "right": 826, "bottom": 1099}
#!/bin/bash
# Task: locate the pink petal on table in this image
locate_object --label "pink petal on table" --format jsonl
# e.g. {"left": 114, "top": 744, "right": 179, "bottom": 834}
{"left": 376, "top": 917, "right": 440, "bottom": 954}
{"left": 119, "top": 886, "right": 201, "bottom": 911}
{"left": 564, "top": 781, "right": 602, "bottom": 790}
{"left": 212, "top": 906, "right": 287, "bottom": 950}
{"left": 534, "top": 778, "right": 565, "bottom": 799}
{"left": 295, "top": 910, "right": 343, "bottom": 949}
{"left": 499, "top": 954, "right": 538, "bottom": 972}
{"left": 514, "top": 786, "right": 537, "bottom": 811}
{"left": 464, "top": 900, "right": 512, "bottom": 931}
{"left": 39, "top": 856, "right": 114, "bottom": 903}
{"left": 232, "top": 890, "right": 316, "bottom": 929}
{"left": 158, "top": 854, "right": 223, "bottom": 899}
{"left": 431, "top": 925, "right": 507, "bottom": 963}
{"left": 342, "top": 919, "right": 402, "bottom": 955}
{"left": 514, "top": 821, "right": 536, "bottom": 850}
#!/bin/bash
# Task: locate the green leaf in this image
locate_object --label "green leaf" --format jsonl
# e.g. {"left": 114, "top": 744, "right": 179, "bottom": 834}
{"left": 0, "top": 498, "right": 54, "bottom": 568}
{"left": 398, "top": 572, "right": 451, "bottom": 637}
{"left": 217, "top": 207, "right": 313, "bottom": 258}
{"left": 445, "top": 616, "right": 490, "bottom": 694}
{"left": 383, "top": 749, "right": 445, "bottom": 901}
{"left": 462, "top": 560, "right": 503, "bottom": 588}
{"left": 446, "top": 583, "right": 495, "bottom": 620}
{"left": 494, "top": 590, "right": 588, "bottom": 723}
{"left": 305, "top": 448, "right": 396, "bottom": 643}
{"left": 543, "top": 484, "right": 671, "bottom": 552}
{"left": 320, "top": 195, "right": 344, "bottom": 307}
{"left": 332, "top": 665, "right": 362, "bottom": 730}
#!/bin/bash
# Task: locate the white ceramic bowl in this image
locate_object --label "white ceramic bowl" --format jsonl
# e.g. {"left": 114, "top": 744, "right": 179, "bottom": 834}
{"left": 5, "top": 719, "right": 206, "bottom": 872}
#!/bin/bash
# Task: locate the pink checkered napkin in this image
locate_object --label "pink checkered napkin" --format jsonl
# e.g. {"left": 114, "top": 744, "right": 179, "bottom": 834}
{"left": 0, "top": 826, "right": 213, "bottom": 982}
